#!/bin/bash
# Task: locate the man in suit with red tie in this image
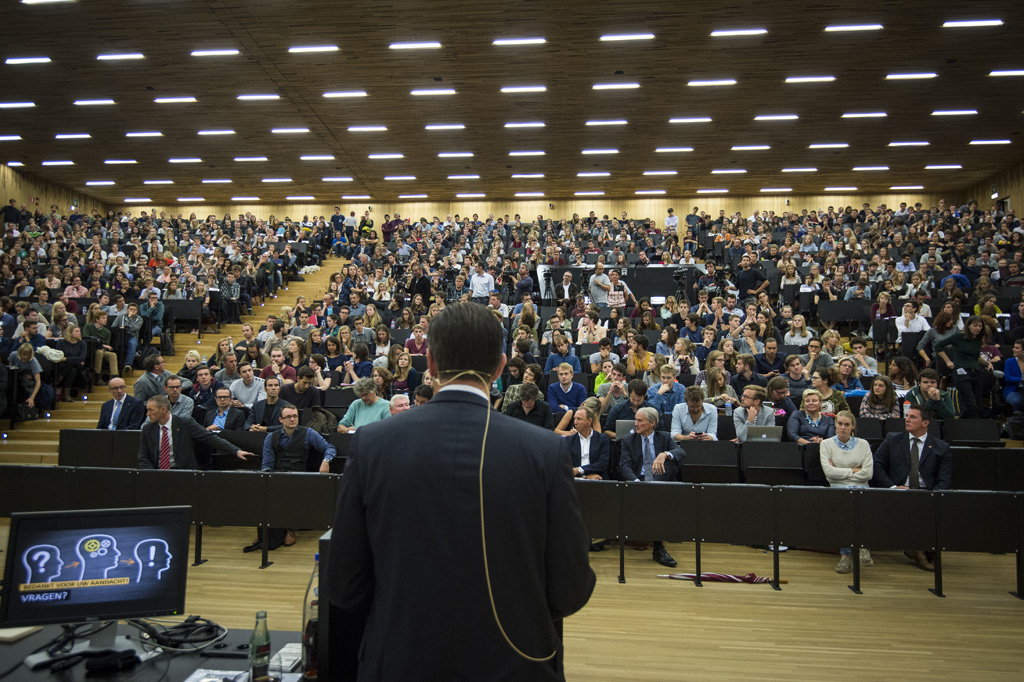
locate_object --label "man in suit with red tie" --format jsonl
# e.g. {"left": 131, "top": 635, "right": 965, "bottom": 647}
{"left": 871, "top": 404, "right": 952, "bottom": 571}
{"left": 619, "top": 406, "right": 686, "bottom": 567}
{"left": 96, "top": 377, "right": 146, "bottom": 431}
{"left": 138, "top": 395, "right": 254, "bottom": 470}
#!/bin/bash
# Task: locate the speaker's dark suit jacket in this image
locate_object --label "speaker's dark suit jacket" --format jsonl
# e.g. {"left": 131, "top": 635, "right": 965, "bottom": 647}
{"left": 243, "top": 399, "right": 292, "bottom": 431}
{"left": 202, "top": 406, "right": 247, "bottom": 432}
{"left": 566, "top": 430, "right": 610, "bottom": 478}
{"left": 619, "top": 430, "right": 686, "bottom": 481}
{"left": 137, "top": 415, "right": 237, "bottom": 470}
{"left": 327, "top": 389, "right": 595, "bottom": 682}
{"left": 96, "top": 396, "right": 146, "bottom": 430}
{"left": 871, "top": 431, "right": 952, "bottom": 490}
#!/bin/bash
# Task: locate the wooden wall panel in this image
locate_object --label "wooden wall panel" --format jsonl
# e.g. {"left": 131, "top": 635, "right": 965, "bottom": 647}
{"left": 960, "top": 160, "right": 1024, "bottom": 213}
{"left": 0, "top": 166, "right": 107, "bottom": 220}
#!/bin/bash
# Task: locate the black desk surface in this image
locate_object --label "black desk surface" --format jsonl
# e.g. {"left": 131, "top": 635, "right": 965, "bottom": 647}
{"left": 0, "top": 624, "right": 300, "bottom": 681}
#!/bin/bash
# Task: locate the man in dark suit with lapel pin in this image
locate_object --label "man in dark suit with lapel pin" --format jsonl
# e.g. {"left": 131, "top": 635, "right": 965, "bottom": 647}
{"left": 871, "top": 404, "right": 952, "bottom": 571}
{"left": 328, "top": 302, "right": 594, "bottom": 682}
{"left": 566, "top": 406, "right": 609, "bottom": 479}
{"left": 138, "top": 395, "right": 255, "bottom": 470}
{"left": 201, "top": 387, "right": 247, "bottom": 432}
{"left": 96, "top": 377, "right": 146, "bottom": 430}
{"left": 619, "top": 406, "right": 686, "bottom": 567}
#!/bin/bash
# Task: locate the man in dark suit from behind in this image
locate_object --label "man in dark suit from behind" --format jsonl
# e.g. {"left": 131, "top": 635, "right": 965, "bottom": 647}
{"left": 567, "top": 406, "right": 609, "bottom": 479}
{"left": 328, "top": 302, "right": 594, "bottom": 682}
{"left": 201, "top": 386, "right": 247, "bottom": 432}
{"left": 619, "top": 406, "right": 686, "bottom": 568}
{"left": 138, "top": 395, "right": 254, "bottom": 469}
{"left": 96, "top": 377, "right": 146, "bottom": 430}
{"left": 871, "top": 404, "right": 952, "bottom": 571}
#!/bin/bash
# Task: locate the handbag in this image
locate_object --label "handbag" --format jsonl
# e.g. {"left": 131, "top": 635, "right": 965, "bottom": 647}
{"left": 16, "top": 403, "right": 39, "bottom": 422}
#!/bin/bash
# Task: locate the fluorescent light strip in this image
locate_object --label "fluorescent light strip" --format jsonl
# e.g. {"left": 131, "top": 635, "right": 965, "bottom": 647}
{"left": 990, "top": 70, "right": 1024, "bottom": 77}
{"left": 509, "top": 150, "right": 544, "bottom": 156}
{"left": 0, "top": 135, "right": 21, "bottom": 141}
{"left": 448, "top": 174, "right": 479, "bottom": 179}
{"left": 593, "top": 82, "right": 640, "bottom": 90}
{"left": 97, "top": 53, "right": 143, "bottom": 60}
{"left": 384, "top": 176, "right": 416, "bottom": 181}
{"left": 643, "top": 171, "right": 677, "bottom": 176}
{"left": 74, "top": 99, "right": 114, "bottom": 106}
{"left": 754, "top": 114, "right": 798, "bottom": 121}
{"left": 342, "top": 195, "right": 370, "bottom": 199}
{"left": 21, "top": 0, "right": 76, "bottom": 4}
{"left": 85, "top": 181, "right": 114, "bottom": 186}
{"left": 456, "top": 193, "right": 485, "bottom": 198}
{"left": 124, "top": 198, "right": 151, "bottom": 203}
{"left": 842, "top": 112, "right": 886, "bottom": 118}
{"left": 655, "top": 147, "right": 694, "bottom": 153}
{"left": 825, "top": 24, "right": 883, "bottom": 32}
{"left": 235, "top": 156, "right": 268, "bottom": 162}
{"left": 271, "top": 128, "right": 309, "bottom": 134}
{"left": 886, "top": 72, "right": 937, "bottom": 80}
{"left": 732, "top": 145, "right": 771, "bottom": 150}
{"left": 288, "top": 45, "right": 339, "bottom": 53}
{"left": 389, "top": 41, "right": 442, "bottom": 49}
{"left": 178, "top": 197, "right": 204, "bottom": 202}
{"left": 55, "top": 133, "right": 90, "bottom": 139}
{"left": 697, "top": 189, "right": 728, "bottom": 194}
{"left": 925, "top": 164, "right": 962, "bottom": 170}
{"left": 890, "top": 141, "right": 929, "bottom": 147}
{"left": 425, "top": 124, "right": 465, "bottom": 130}
{"left": 231, "top": 196, "right": 259, "bottom": 201}
{"left": 943, "top": 20, "right": 1002, "bottom": 28}
{"left": 300, "top": 155, "right": 335, "bottom": 160}
{"left": 322, "top": 177, "right": 354, "bottom": 182}
{"left": 581, "top": 148, "right": 618, "bottom": 154}
{"left": 760, "top": 188, "right": 792, "bottom": 192}
{"left": 809, "top": 143, "right": 849, "bottom": 148}
{"left": 5, "top": 57, "right": 50, "bottom": 64}
{"left": 970, "top": 139, "right": 1011, "bottom": 145}
{"left": 287, "top": 196, "right": 315, "bottom": 200}
{"left": 126, "top": 131, "right": 161, "bottom": 137}
{"left": 493, "top": 37, "right": 545, "bottom": 45}
{"left": 577, "top": 172, "right": 610, "bottom": 177}
{"left": 710, "top": 28, "right": 767, "bottom": 37}
{"left": 669, "top": 117, "right": 712, "bottom": 123}
{"left": 635, "top": 190, "right": 666, "bottom": 195}
{"left": 575, "top": 191, "right": 604, "bottom": 196}
{"left": 825, "top": 186, "right": 858, "bottom": 191}
{"left": 154, "top": 97, "right": 196, "bottom": 104}
{"left": 410, "top": 88, "right": 456, "bottom": 96}
{"left": 501, "top": 85, "right": 546, "bottom": 93}
{"left": 323, "top": 91, "right": 367, "bottom": 98}
{"left": 143, "top": 180, "right": 173, "bottom": 185}
{"left": 782, "top": 167, "right": 818, "bottom": 172}
{"left": 505, "top": 122, "right": 545, "bottom": 128}
{"left": 368, "top": 153, "right": 404, "bottom": 159}
{"left": 515, "top": 192, "right": 544, "bottom": 198}
{"left": 439, "top": 152, "right": 474, "bottom": 158}
{"left": 261, "top": 178, "right": 292, "bottom": 183}
{"left": 586, "top": 119, "right": 627, "bottom": 126}
{"left": 348, "top": 126, "right": 387, "bottom": 132}
{"left": 197, "top": 129, "right": 235, "bottom": 135}
{"left": 201, "top": 179, "right": 232, "bottom": 184}
{"left": 891, "top": 185, "right": 924, "bottom": 190}
{"left": 786, "top": 76, "right": 835, "bottom": 83}
{"left": 6, "top": 162, "right": 23, "bottom": 166}
{"left": 932, "top": 109, "right": 977, "bottom": 115}
{"left": 599, "top": 34, "right": 655, "bottom": 41}
{"left": 399, "top": 194, "right": 428, "bottom": 199}
{"left": 237, "top": 94, "right": 279, "bottom": 101}
{"left": 688, "top": 79, "right": 737, "bottom": 86}
{"left": 0, "top": 102, "right": 35, "bottom": 108}
{"left": 191, "top": 49, "right": 239, "bottom": 57}
{"left": 169, "top": 157, "right": 202, "bottom": 163}
{"left": 853, "top": 166, "right": 889, "bottom": 171}
{"left": 711, "top": 169, "right": 746, "bottom": 174}
{"left": 104, "top": 159, "right": 136, "bottom": 164}
{"left": 512, "top": 173, "right": 544, "bottom": 178}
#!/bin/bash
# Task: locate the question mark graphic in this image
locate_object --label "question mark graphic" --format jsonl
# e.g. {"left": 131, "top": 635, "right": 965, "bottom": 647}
{"left": 32, "top": 551, "right": 50, "bottom": 576}
{"left": 148, "top": 546, "right": 155, "bottom": 567}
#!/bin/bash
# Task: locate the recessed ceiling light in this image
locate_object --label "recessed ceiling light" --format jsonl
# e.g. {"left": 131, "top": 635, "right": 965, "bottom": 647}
{"left": 886, "top": 72, "right": 938, "bottom": 80}
{"left": 732, "top": 145, "right": 771, "bottom": 151}
{"left": 493, "top": 37, "right": 545, "bottom": 45}
{"left": 501, "top": 85, "right": 547, "bottom": 93}
{"left": 262, "top": 178, "right": 292, "bottom": 183}
{"left": 191, "top": 49, "right": 239, "bottom": 57}
{"left": 271, "top": 127, "right": 309, "bottom": 134}
{"left": 809, "top": 143, "right": 849, "bottom": 148}
{"left": 235, "top": 156, "right": 268, "bottom": 162}
{"left": 969, "top": 139, "right": 1011, "bottom": 145}
{"left": 891, "top": 185, "right": 925, "bottom": 190}
{"left": 124, "top": 198, "right": 152, "bottom": 203}
{"left": 85, "top": 181, "right": 114, "bottom": 186}
{"left": 97, "top": 53, "right": 144, "bottom": 60}
{"left": 42, "top": 160, "right": 73, "bottom": 165}
{"left": 323, "top": 90, "right": 368, "bottom": 98}
{"left": 990, "top": 70, "right": 1024, "bottom": 77}
{"left": 710, "top": 28, "right": 767, "bottom": 37}
{"left": 842, "top": 112, "right": 886, "bottom": 118}
{"left": 177, "top": 197, "right": 205, "bottom": 202}
{"left": 439, "top": 152, "right": 474, "bottom": 158}
{"left": 644, "top": 170, "right": 678, "bottom": 176}
{"left": 825, "top": 186, "right": 858, "bottom": 191}
{"left": 0, "top": 102, "right": 35, "bottom": 108}
{"left": 697, "top": 189, "right": 728, "bottom": 194}
{"left": 786, "top": 75, "right": 835, "bottom": 83}
{"left": 448, "top": 174, "right": 480, "bottom": 179}
{"left": 55, "top": 133, "right": 90, "bottom": 139}
{"left": 711, "top": 169, "right": 746, "bottom": 174}
{"left": 389, "top": 41, "right": 442, "bottom": 50}
{"left": 593, "top": 82, "right": 640, "bottom": 90}
{"left": 126, "top": 131, "right": 161, "bottom": 137}
{"left": 890, "top": 141, "right": 930, "bottom": 146}
{"left": 348, "top": 126, "right": 388, "bottom": 132}
{"left": 586, "top": 119, "right": 627, "bottom": 126}
{"left": 825, "top": 24, "right": 883, "bottom": 32}
{"left": 575, "top": 191, "right": 605, "bottom": 196}
{"left": 578, "top": 172, "right": 611, "bottom": 177}
{"left": 925, "top": 164, "right": 962, "bottom": 169}
{"left": 655, "top": 147, "right": 694, "bottom": 153}
{"left": 154, "top": 96, "right": 196, "bottom": 104}
{"left": 287, "top": 196, "right": 315, "bottom": 200}
{"left": 368, "top": 153, "right": 404, "bottom": 159}
{"left": 197, "top": 129, "right": 235, "bottom": 135}
{"left": 509, "top": 150, "right": 545, "bottom": 156}
{"left": 425, "top": 124, "right": 465, "bottom": 130}
{"left": 21, "top": 0, "right": 76, "bottom": 4}
{"left": 322, "top": 177, "right": 354, "bottom": 182}
{"left": 599, "top": 33, "right": 655, "bottom": 41}
{"left": 782, "top": 167, "right": 818, "bottom": 172}
{"left": 512, "top": 173, "right": 544, "bottom": 178}
{"left": 456, "top": 193, "right": 485, "bottom": 198}
{"left": 75, "top": 99, "right": 114, "bottom": 106}
{"left": 104, "top": 159, "right": 137, "bottom": 164}
{"left": 754, "top": 115, "right": 798, "bottom": 121}
{"left": 410, "top": 88, "right": 456, "bottom": 96}
{"left": 0, "top": 135, "right": 21, "bottom": 141}
{"left": 760, "top": 188, "right": 792, "bottom": 192}
{"left": 669, "top": 117, "right": 712, "bottom": 124}
{"left": 384, "top": 176, "right": 416, "bottom": 181}
{"left": 342, "top": 195, "right": 371, "bottom": 199}
{"left": 143, "top": 180, "right": 173, "bottom": 185}
{"left": 169, "top": 157, "right": 202, "bottom": 163}
{"left": 581, "top": 148, "right": 618, "bottom": 154}
{"left": 515, "top": 192, "right": 545, "bottom": 197}
{"left": 932, "top": 109, "right": 977, "bottom": 116}
{"left": 943, "top": 19, "right": 1002, "bottom": 28}
{"left": 288, "top": 45, "right": 339, "bottom": 53}
{"left": 398, "top": 194, "right": 428, "bottom": 199}
{"left": 635, "top": 190, "right": 667, "bottom": 195}
{"left": 688, "top": 79, "right": 737, "bottom": 86}
{"left": 6, "top": 162, "right": 23, "bottom": 166}
{"left": 505, "top": 122, "right": 545, "bottom": 128}
{"left": 853, "top": 166, "right": 889, "bottom": 171}
{"left": 5, "top": 57, "right": 50, "bottom": 64}
{"left": 237, "top": 94, "right": 279, "bottom": 101}
{"left": 202, "top": 179, "right": 232, "bottom": 183}
{"left": 300, "top": 155, "right": 335, "bottom": 160}
{"left": 231, "top": 196, "right": 260, "bottom": 201}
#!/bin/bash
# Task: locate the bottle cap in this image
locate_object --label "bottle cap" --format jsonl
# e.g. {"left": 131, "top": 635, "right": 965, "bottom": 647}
{"left": 314, "top": 552, "right": 319, "bottom": 561}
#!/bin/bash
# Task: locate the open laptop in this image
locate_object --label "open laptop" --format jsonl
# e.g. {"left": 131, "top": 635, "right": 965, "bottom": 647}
{"left": 615, "top": 420, "right": 635, "bottom": 441}
{"left": 746, "top": 426, "right": 784, "bottom": 442}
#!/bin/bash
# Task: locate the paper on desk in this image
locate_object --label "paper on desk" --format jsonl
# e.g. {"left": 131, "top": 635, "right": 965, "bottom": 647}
{"left": 183, "top": 670, "right": 302, "bottom": 682}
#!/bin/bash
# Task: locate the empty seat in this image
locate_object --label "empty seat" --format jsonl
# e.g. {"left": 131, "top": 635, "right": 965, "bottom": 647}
{"left": 741, "top": 441, "right": 805, "bottom": 486}
{"left": 943, "top": 418, "right": 1002, "bottom": 446}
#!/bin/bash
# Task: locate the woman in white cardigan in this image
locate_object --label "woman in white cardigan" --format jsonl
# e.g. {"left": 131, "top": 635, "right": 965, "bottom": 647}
{"left": 819, "top": 410, "right": 874, "bottom": 574}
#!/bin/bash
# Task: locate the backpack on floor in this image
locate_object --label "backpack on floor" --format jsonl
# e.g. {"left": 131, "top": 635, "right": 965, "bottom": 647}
{"left": 160, "top": 332, "right": 175, "bottom": 356}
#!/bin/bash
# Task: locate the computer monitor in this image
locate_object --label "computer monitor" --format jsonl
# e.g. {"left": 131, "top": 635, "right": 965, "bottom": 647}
{"left": 0, "top": 506, "right": 191, "bottom": 666}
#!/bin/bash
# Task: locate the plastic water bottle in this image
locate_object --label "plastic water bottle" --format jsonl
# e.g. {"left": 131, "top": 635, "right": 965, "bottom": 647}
{"left": 201, "top": 354, "right": 207, "bottom": 364}
{"left": 249, "top": 610, "right": 270, "bottom": 680}
{"left": 725, "top": 401, "right": 733, "bottom": 418}
{"left": 903, "top": 398, "right": 911, "bottom": 417}
{"left": 301, "top": 554, "right": 320, "bottom": 679}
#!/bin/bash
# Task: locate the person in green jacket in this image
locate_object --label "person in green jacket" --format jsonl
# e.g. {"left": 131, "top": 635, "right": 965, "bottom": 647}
{"left": 84, "top": 310, "right": 120, "bottom": 379}
{"left": 935, "top": 315, "right": 992, "bottom": 419}
{"left": 905, "top": 368, "right": 959, "bottom": 420}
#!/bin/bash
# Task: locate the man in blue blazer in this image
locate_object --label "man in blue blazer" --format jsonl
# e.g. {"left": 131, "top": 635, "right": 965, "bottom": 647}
{"left": 96, "top": 377, "right": 146, "bottom": 430}
{"left": 566, "top": 407, "right": 609, "bottom": 479}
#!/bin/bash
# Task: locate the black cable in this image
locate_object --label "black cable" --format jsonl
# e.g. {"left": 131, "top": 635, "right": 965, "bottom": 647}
{"left": 0, "top": 622, "right": 108, "bottom": 681}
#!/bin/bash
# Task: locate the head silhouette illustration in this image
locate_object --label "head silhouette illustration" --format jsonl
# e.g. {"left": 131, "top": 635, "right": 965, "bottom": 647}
{"left": 133, "top": 539, "right": 172, "bottom": 581}
{"left": 74, "top": 534, "right": 120, "bottom": 581}
{"left": 22, "top": 544, "right": 63, "bottom": 583}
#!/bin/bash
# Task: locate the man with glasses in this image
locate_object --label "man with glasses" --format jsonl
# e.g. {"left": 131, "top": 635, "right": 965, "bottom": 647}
{"left": 202, "top": 387, "right": 246, "bottom": 432}
{"left": 163, "top": 375, "right": 195, "bottom": 419}
{"left": 133, "top": 354, "right": 192, "bottom": 403}
{"left": 96, "top": 377, "right": 145, "bottom": 431}
{"left": 733, "top": 385, "right": 775, "bottom": 442}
